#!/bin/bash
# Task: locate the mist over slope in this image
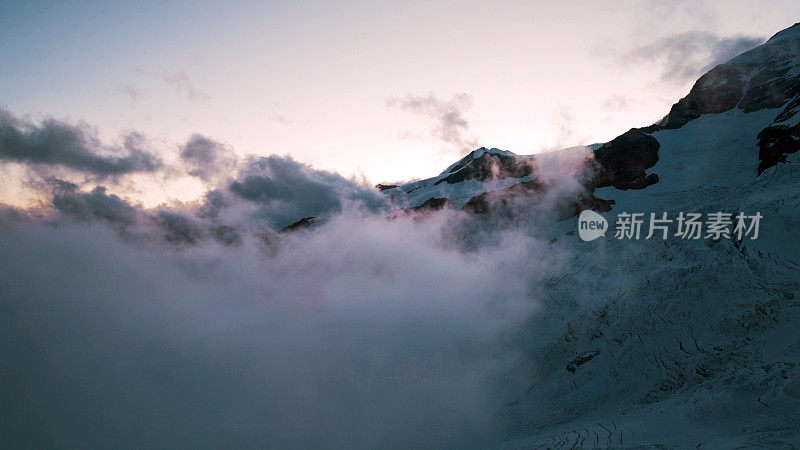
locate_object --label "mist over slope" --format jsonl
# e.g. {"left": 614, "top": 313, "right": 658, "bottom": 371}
{"left": 1, "top": 213, "right": 560, "bottom": 448}
{"left": 2, "top": 22, "right": 800, "bottom": 449}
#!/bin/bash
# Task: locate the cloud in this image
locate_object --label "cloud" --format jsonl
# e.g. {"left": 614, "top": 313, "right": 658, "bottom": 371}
{"left": 602, "top": 95, "right": 629, "bottom": 111}
{"left": 179, "top": 134, "right": 236, "bottom": 182}
{"left": 387, "top": 93, "right": 478, "bottom": 152}
{"left": 0, "top": 120, "right": 605, "bottom": 447}
{"left": 538, "top": 107, "right": 588, "bottom": 152}
{"left": 624, "top": 32, "right": 765, "bottom": 84}
{"left": 164, "top": 70, "right": 209, "bottom": 101}
{"left": 52, "top": 182, "right": 140, "bottom": 227}
{"left": 0, "top": 203, "right": 556, "bottom": 448}
{"left": 155, "top": 209, "right": 205, "bottom": 245}
{"left": 0, "top": 108, "right": 162, "bottom": 177}
{"left": 39, "top": 151, "right": 386, "bottom": 239}
{"left": 47, "top": 180, "right": 242, "bottom": 247}
{"left": 116, "top": 83, "right": 141, "bottom": 101}
{"left": 222, "top": 155, "right": 386, "bottom": 229}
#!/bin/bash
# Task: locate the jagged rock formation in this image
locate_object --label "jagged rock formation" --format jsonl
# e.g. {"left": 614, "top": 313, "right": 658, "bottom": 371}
{"left": 279, "top": 216, "right": 315, "bottom": 232}
{"left": 591, "top": 129, "right": 660, "bottom": 190}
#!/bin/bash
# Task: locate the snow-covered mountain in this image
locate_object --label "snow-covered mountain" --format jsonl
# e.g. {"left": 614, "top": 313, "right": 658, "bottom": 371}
{"left": 502, "top": 24, "right": 800, "bottom": 447}
{"left": 377, "top": 22, "right": 800, "bottom": 447}
{"left": 380, "top": 147, "right": 541, "bottom": 209}
{"left": 382, "top": 23, "right": 800, "bottom": 220}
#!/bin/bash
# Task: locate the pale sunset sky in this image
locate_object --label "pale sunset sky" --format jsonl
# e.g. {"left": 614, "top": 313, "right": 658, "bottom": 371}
{"left": 1, "top": 0, "right": 799, "bottom": 205}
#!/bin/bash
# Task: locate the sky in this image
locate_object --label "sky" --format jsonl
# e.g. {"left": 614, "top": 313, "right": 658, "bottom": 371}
{"left": 1, "top": 0, "right": 799, "bottom": 206}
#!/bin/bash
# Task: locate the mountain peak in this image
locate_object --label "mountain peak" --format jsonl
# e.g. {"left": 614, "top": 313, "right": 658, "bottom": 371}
{"left": 439, "top": 147, "right": 517, "bottom": 177}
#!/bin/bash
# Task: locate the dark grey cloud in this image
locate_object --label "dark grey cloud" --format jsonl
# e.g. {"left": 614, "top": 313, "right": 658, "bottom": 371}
{"left": 624, "top": 32, "right": 764, "bottom": 84}
{"left": 0, "top": 108, "right": 162, "bottom": 177}
{"left": 179, "top": 134, "right": 236, "bottom": 182}
{"left": 52, "top": 183, "right": 139, "bottom": 226}
{"left": 48, "top": 181, "right": 218, "bottom": 246}
{"left": 223, "top": 155, "right": 385, "bottom": 229}
{"left": 155, "top": 210, "right": 204, "bottom": 245}
{"left": 40, "top": 153, "right": 385, "bottom": 243}
{"left": 387, "top": 93, "right": 478, "bottom": 151}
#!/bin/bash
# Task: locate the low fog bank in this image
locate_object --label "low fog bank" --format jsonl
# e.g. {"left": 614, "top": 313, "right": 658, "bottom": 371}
{"left": 0, "top": 208, "right": 567, "bottom": 448}
{"left": 0, "top": 109, "right": 598, "bottom": 447}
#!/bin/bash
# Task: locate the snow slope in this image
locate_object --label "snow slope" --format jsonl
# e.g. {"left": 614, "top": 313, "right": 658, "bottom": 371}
{"left": 501, "top": 150, "right": 800, "bottom": 447}
{"left": 492, "top": 23, "right": 800, "bottom": 448}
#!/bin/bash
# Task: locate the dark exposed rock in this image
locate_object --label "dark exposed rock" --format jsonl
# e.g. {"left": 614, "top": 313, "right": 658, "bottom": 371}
{"left": 279, "top": 216, "right": 316, "bottom": 232}
{"left": 388, "top": 197, "right": 451, "bottom": 219}
{"left": 461, "top": 179, "right": 614, "bottom": 220}
{"left": 434, "top": 150, "right": 533, "bottom": 185}
{"left": 591, "top": 129, "right": 660, "bottom": 190}
{"left": 616, "top": 172, "right": 659, "bottom": 190}
{"left": 560, "top": 193, "right": 616, "bottom": 218}
{"left": 773, "top": 94, "right": 800, "bottom": 123}
{"left": 658, "top": 26, "right": 800, "bottom": 130}
{"left": 412, "top": 197, "right": 450, "bottom": 212}
{"left": 461, "top": 179, "right": 545, "bottom": 215}
{"left": 375, "top": 183, "right": 399, "bottom": 191}
{"left": 663, "top": 64, "right": 745, "bottom": 129}
{"left": 756, "top": 94, "right": 800, "bottom": 174}
{"left": 404, "top": 128, "right": 656, "bottom": 222}
{"left": 566, "top": 350, "right": 600, "bottom": 373}
{"left": 757, "top": 122, "right": 800, "bottom": 174}
{"left": 739, "top": 57, "right": 800, "bottom": 113}
{"left": 603, "top": 24, "right": 800, "bottom": 178}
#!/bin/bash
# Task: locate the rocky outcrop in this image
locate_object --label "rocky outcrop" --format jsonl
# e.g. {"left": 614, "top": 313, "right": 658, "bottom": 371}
{"left": 659, "top": 24, "right": 800, "bottom": 131}
{"left": 591, "top": 129, "right": 660, "bottom": 190}
{"left": 663, "top": 64, "right": 746, "bottom": 129}
{"left": 387, "top": 197, "right": 451, "bottom": 220}
{"left": 412, "top": 197, "right": 450, "bottom": 212}
{"left": 434, "top": 149, "right": 533, "bottom": 185}
{"left": 757, "top": 122, "right": 800, "bottom": 174}
{"left": 279, "top": 216, "right": 316, "bottom": 232}
{"left": 757, "top": 94, "right": 800, "bottom": 174}
{"left": 739, "top": 57, "right": 800, "bottom": 113}
{"left": 566, "top": 350, "right": 600, "bottom": 373}
{"left": 456, "top": 128, "right": 657, "bottom": 219}
{"left": 461, "top": 179, "right": 545, "bottom": 215}
{"left": 461, "top": 179, "right": 614, "bottom": 220}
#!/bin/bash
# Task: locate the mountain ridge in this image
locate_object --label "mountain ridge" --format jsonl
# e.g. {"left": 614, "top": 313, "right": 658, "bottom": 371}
{"left": 378, "top": 22, "right": 800, "bottom": 218}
